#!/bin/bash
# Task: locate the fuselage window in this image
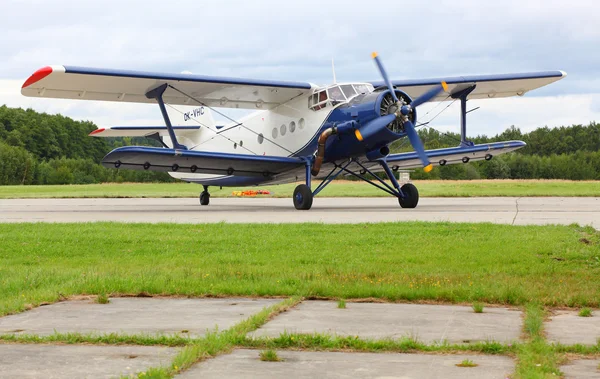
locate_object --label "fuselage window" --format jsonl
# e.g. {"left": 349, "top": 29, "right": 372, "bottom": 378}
{"left": 299, "top": 118, "right": 305, "bottom": 129}
{"left": 289, "top": 121, "right": 296, "bottom": 133}
{"left": 280, "top": 124, "right": 287, "bottom": 136}
{"left": 272, "top": 128, "right": 278, "bottom": 139}
{"left": 257, "top": 133, "right": 264, "bottom": 144}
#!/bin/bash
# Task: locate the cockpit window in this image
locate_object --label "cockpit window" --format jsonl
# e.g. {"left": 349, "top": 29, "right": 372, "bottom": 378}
{"left": 353, "top": 84, "right": 370, "bottom": 94}
{"left": 309, "top": 84, "right": 372, "bottom": 111}
{"left": 340, "top": 84, "right": 356, "bottom": 99}
{"left": 327, "top": 86, "right": 345, "bottom": 102}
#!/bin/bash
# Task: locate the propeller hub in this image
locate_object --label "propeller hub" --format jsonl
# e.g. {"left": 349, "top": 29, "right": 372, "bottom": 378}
{"left": 400, "top": 104, "right": 412, "bottom": 116}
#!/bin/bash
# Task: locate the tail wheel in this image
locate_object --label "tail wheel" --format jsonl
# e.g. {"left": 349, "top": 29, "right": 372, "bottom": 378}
{"left": 200, "top": 191, "right": 210, "bottom": 206}
{"left": 398, "top": 183, "right": 419, "bottom": 208}
{"left": 293, "top": 184, "right": 313, "bottom": 210}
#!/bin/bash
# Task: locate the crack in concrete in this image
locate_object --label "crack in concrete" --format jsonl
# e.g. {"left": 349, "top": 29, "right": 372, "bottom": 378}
{"left": 511, "top": 197, "right": 521, "bottom": 225}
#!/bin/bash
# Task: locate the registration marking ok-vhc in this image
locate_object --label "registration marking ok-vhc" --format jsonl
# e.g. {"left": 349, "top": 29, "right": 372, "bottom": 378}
{"left": 183, "top": 107, "right": 204, "bottom": 121}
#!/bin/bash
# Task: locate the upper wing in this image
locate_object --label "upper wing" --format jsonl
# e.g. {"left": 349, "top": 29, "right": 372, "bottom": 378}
{"left": 21, "top": 65, "right": 313, "bottom": 110}
{"left": 381, "top": 140, "right": 526, "bottom": 170}
{"left": 102, "top": 146, "right": 305, "bottom": 177}
{"left": 370, "top": 71, "right": 566, "bottom": 101}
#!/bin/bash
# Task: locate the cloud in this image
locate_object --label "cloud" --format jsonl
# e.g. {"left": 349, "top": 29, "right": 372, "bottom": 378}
{"left": 1, "top": 0, "right": 598, "bottom": 136}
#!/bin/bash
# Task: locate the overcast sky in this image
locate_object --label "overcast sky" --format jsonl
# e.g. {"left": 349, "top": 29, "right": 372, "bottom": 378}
{"left": 1, "top": 0, "right": 598, "bottom": 136}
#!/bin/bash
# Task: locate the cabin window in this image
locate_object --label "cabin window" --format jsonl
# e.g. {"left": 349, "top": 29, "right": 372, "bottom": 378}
{"left": 257, "top": 133, "right": 264, "bottom": 144}
{"left": 280, "top": 124, "right": 287, "bottom": 136}
{"left": 289, "top": 121, "right": 296, "bottom": 133}
{"left": 299, "top": 118, "right": 305, "bottom": 129}
{"left": 272, "top": 127, "right": 278, "bottom": 139}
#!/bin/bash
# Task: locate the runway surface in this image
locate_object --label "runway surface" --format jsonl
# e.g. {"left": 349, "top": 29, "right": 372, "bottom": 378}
{"left": 0, "top": 197, "right": 597, "bottom": 227}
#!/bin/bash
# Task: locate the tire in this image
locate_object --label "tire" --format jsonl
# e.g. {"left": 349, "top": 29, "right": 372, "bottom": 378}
{"left": 398, "top": 183, "right": 419, "bottom": 208}
{"left": 199, "top": 191, "right": 210, "bottom": 206}
{"left": 293, "top": 184, "right": 313, "bottom": 210}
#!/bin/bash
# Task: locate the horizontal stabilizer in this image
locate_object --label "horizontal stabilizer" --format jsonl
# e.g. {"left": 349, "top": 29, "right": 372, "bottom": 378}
{"left": 103, "top": 146, "right": 305, "bottom": 177}
{"left": 90, "top": 126, "right": 201, "bottom": 138}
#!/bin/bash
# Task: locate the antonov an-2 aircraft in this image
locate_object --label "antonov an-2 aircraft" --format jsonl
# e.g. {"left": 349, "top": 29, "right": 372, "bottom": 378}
{"left": 22, "top": 54, "right": 565, "bottom": 210}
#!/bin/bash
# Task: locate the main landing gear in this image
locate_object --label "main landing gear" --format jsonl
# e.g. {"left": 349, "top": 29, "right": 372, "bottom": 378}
{"left": 292, "top": 158, "right": 419, "bottom": 210}
{"left": 398, "top": 183, "right": 419, "bottom": 208}
{"left": 199, "top": 185, "right": 210, "bottom": 206}
{"left": 293, "top": 184, "right": 313, "bottom": 210}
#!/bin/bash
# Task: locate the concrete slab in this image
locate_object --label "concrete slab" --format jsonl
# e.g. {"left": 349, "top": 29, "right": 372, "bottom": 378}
{"left": 176, "top": 349, "right": 515, "bottom": 379}
{"left": 0, "top": 343, "right": 176, "bottom": 379}
{"left": 251, "top": 301, "right": 522, "bottom": 344}
{"left": 1, "top": 197, "right": 598, "bottom": 228}
{"left": 546, "top": 310, "right": 600, "bottom": 345}
{"left": 0, "top": 298, "right": 279, "bottom": 337}
{"left": 561, "top": 359, "right": 600, "bottom": 378}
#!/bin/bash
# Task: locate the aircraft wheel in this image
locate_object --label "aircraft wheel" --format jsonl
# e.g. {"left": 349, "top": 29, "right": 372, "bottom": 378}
{"left": 199, "top": 191, "right": 210, "bottom": 206}
{"left": 398, "top": 183, "right": 419, "bottom": 208}
{"left": 293, "top": 184, "right": 313, "bottom": 210}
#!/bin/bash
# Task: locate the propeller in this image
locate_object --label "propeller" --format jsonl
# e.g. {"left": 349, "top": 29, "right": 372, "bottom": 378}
{"left": 369, "top": 52, "right": 449, "bottom": 172}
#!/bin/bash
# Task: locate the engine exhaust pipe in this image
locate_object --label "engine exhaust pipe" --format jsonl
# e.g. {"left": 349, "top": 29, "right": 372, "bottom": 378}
{"left": 311, "top": 121, "right": 358, "bottom": 177}
{"left": 311, "top": 127, "right": 337, "bottom": 176}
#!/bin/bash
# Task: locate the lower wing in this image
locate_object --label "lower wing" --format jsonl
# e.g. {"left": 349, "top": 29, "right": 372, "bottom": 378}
{"left": 102, "top": 146, "right": 305, "bottom": 178}
{"left": 383, "top": 140, "right": 526, "bottom": 170}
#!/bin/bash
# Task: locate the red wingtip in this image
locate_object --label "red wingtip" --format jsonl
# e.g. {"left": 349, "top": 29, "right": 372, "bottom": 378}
{"left": 89, "top": 128, "right": 105, "bottom": 136}
{"left": 22, "top": 66, "right": 53, "bottom": 88}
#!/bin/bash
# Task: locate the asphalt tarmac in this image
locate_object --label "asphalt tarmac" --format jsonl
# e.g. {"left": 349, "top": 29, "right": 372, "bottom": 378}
{"left": 0, "top": 197, "right": 598, "bottom": 228}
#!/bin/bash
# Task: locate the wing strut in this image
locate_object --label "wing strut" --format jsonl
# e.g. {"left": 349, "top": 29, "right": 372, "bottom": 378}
{"left": 451, "top": 85, "right": 476, "bottom": 147}
{"left": 145, "top": 84, "right": 187, "bottom": 150}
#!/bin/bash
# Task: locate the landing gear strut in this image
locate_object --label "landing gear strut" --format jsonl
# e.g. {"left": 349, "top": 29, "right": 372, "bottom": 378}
{"left": 293, "top": 161, "right": 314, "bottom": 210}
{"left": 199, "top": 185, "right": 210, "bottom": 206}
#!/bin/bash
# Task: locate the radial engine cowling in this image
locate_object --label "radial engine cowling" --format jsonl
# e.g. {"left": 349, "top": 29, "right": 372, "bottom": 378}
{"left": 376, "top": 89, "right": 416, "bottom": 134}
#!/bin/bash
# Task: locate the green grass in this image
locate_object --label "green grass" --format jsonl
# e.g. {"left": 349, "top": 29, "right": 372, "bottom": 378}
{"left": 134, "top": 297, "right": 301, "bottom": 378}
{"left": 456, "top": 359, "right": 478, "bottom": 367}
{"left": 0, "top": 222, "right": 599, "bottom": 316}
{"left": 579, "top": 307, "right": 593, "bottom": 317}
{"left": 96, "top": 293, "right": 110, "bottom": 304}
{"left": 514, "top": 304, "right": 563, "bottom": 379}
{"left": 472, "top": 302, "right": 484, "bottom": 313}
{"left": 241, "top": 332, "right": 511, "bottom": 355}
{"left": 259, "top": 349, "right": 282, "bottom": 362}
{"left": 337, "top": 299, "right": 346, "bottom": 309}
{"left": 0, "top": 179, "right": 598, "bottom": 199}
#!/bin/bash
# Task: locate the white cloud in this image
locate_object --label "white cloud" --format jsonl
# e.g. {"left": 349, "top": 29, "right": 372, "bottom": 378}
{"left": 1, "top": 0, "right": 598, "bottom": 136}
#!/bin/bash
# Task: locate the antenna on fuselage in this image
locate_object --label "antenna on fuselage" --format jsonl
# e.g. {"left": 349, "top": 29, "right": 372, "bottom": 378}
{"left": 331, "top": 58, "right": 337, "bottom": 84}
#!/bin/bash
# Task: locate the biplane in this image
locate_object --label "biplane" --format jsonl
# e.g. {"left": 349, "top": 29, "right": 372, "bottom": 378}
{"left": 22, "top": 54, "right": 565, "bottom": 209}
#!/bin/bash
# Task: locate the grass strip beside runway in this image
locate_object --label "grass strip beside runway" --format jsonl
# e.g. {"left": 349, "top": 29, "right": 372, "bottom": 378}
{"left": 0, "top": 179, "right": 599, "bottom": 199}
{"left": 1, "top": 222, "right": 599, "bottom": 316}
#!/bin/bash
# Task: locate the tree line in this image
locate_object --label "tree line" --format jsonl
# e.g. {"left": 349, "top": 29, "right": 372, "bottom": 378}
{"left": 0, "top": 105, "right": 599, "bottom": 185}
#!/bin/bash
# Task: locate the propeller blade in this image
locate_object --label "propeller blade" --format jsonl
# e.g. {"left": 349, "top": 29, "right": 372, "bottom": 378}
{"left": 410, "top": 81, "right": 448, "bottom": 108}
{"left": 372, "top": 52, "right": 399, "bottom": 103}
{"left": 355, "top": 114, "right": 397, "bottom": 142}
{"left": 404, "top": 119, "right": 433, "bottom": 172}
